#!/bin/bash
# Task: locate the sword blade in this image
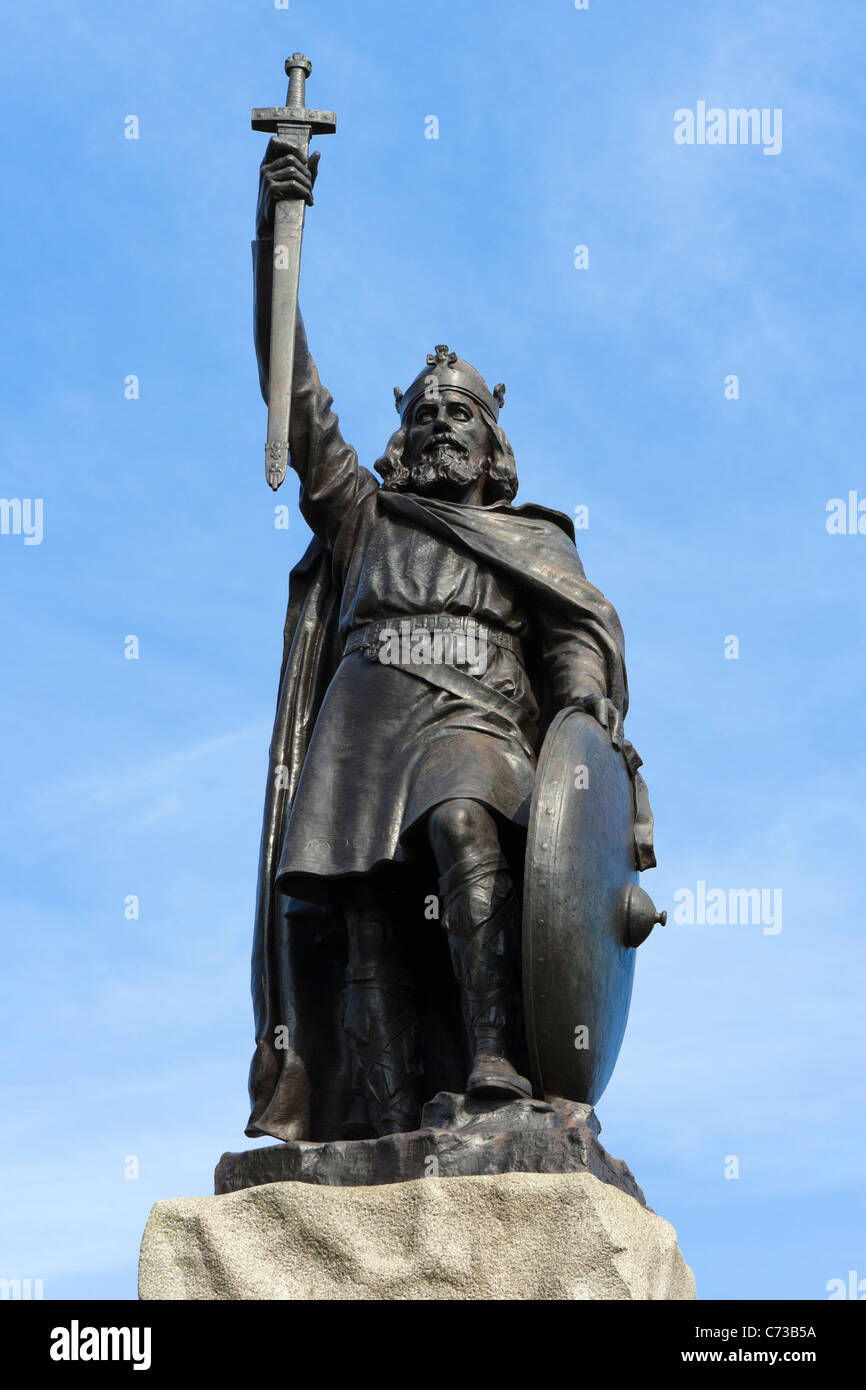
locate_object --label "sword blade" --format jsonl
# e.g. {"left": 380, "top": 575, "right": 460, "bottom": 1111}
{"left": 264, "top": 126, "right": 310, "bottom": 490}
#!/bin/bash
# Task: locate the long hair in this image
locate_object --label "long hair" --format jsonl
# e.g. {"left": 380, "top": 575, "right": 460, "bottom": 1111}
{"left": 374, "top": 417, "right": 518, "bottom": 503}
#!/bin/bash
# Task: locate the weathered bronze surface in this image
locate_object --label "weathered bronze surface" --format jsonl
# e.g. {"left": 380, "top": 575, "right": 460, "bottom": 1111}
{"left": 243, "top": 57, "right": 663, "bottom": 1166}
{"left": 217, "top": 1092, "right": 646, "bottom": 1201}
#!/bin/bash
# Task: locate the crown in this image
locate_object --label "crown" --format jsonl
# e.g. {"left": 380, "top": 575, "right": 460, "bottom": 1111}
{"left": 394, "top": 345, "right": 505, "bottom": 422}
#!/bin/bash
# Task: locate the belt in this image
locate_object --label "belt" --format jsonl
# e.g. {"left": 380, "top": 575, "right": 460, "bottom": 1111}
{"left": 343, "top": 613, "right": 523, "bottom": 661}
{"left": 341, "top": 613, "right": 532, "bottom": 746}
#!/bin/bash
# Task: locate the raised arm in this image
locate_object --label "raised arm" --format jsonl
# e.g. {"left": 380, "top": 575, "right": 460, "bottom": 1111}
{"left": 253, "top": 141, "right": 377, "bottom": 544}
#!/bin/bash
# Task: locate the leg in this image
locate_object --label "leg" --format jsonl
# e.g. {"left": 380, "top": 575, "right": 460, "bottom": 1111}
{"left": 428, "top": 799, "right": 531, "bottom": 1101}
{"left": 342, "top": 889, "right": 421, "bottom": 1137}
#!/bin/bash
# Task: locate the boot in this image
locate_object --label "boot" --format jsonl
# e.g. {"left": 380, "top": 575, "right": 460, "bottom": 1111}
{"left": 440, "top": 850, "right": 532, "bottom": 1101}
{"left": 342, "top": 964, "right": 421, "bottom": 1135}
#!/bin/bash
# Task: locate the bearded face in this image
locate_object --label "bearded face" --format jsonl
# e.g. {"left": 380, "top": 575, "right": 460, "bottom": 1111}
{"left": 404, "top": 391, "right": 492, "bottom": 497}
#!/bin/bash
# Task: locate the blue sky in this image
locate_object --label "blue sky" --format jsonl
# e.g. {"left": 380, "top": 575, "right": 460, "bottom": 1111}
{"left": 1, "top": 0, "right": 864, "bottom": 1301}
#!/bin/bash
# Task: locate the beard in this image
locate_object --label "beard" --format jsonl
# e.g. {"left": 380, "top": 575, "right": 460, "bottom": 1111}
{"left": 407, "top": 437, "right": 488, "bottom": 494}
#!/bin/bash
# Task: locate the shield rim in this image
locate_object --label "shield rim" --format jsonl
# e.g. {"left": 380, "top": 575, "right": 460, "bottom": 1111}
{"left": 522, "top": 707, "right": 638, "bottom": 1104}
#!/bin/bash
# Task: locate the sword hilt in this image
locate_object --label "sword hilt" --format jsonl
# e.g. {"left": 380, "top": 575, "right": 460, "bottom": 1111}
{"left": 285, "top": 53, "right": 311, "bottom": 106}
{"left": 251, "top": 53, "right": 337, "bottom": 138}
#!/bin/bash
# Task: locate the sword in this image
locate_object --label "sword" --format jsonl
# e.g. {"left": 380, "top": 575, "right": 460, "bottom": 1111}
{"left": 252, "top": 54, "right": 336, "bottom": 491}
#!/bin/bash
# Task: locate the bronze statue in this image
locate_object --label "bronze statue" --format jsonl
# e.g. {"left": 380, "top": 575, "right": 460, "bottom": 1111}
{"left": 245, "top": 58, "right": 662, "bottom": 1150}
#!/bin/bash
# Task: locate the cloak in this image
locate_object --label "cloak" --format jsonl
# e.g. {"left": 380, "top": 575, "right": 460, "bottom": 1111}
{"left": 246, "top": 492, "right": 655, "bottom": 1142}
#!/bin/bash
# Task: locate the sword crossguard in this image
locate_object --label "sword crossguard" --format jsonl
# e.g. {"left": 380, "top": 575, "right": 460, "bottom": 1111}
{"left": 252, "top": 53, "right": 337, "bottom": 137}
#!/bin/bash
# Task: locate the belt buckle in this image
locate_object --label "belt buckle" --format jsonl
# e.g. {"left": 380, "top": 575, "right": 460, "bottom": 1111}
{"left": 360, "top": 633, "right": 381, "bottom": 661}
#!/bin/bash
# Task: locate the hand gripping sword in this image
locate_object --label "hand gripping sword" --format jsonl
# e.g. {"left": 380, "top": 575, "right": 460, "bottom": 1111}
{"left": 252, "top": 55, "right": 336, "bottom": 490}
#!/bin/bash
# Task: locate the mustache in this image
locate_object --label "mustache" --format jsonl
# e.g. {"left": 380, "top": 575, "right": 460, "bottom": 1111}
{"left": 420, "top": 433, "right": 469, "bottom": 456}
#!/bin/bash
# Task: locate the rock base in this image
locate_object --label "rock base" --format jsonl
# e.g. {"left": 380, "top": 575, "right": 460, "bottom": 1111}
{"left": 215, "top": 1091, "right": 645, "bottom": 1203}
{"left": 139, "top": 1169, "right": 695, "bottom": 1300}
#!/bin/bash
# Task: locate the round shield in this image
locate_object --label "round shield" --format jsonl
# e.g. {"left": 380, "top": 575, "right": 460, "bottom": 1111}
{"left": 522, "top": 708, "right": 638, "bottom": 1106}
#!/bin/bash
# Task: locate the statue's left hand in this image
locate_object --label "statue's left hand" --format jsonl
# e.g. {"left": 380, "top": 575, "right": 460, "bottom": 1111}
{"left": 566, "top": 694, "right": 623, "bottom": 750}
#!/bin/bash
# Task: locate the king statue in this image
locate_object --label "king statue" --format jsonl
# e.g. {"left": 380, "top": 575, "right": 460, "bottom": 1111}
{"left": 244, "top": 130, "right": 663, "bottom": 1149}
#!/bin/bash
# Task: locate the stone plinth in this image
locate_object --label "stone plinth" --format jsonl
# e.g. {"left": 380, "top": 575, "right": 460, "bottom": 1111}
{"left": 139, "top": 1169, "right": 695, "bottom": 1301}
